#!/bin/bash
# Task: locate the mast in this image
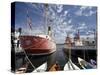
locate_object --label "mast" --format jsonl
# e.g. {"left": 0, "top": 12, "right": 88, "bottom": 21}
{"left": 66, "top": 34, "right": 72, "bottom": 60}
{"left": 44, "top": 4, "right": 52, "bottom": 36}
{"left": 68, "top": 36, "right": 71, "bottom": 60}
{"left": 44, "top": 4, "right": 48, "bottom": 35}
{"left": 26, "top": 9, "right": 33, "bottom": 35}
{"left": 78, "top": 30, "right": 80, "bottom": 40}
{"left": 93, "top": 29, "right": 96, "bottom": 42}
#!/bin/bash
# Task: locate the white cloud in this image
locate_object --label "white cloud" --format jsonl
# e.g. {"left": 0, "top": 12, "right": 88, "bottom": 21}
{"left": 57, "top": 5, "right": 63, "bottom": 13}
{"left": 21, "top": 25, "right": 44, "bottom": 35}
{"left": 39, "top": 5, "right": 96, "bottom": 43}
{"left": 65, "top": 25, "right": 73, "bottom": 32}
{"left": 68, "top": 19, "right": 72, "bottom": 24}
{"left": 30, "top": 3, "right": 44, "bottom": 13}
{"left": 77, "top": 23, "right": 87, "bottom": 30}
{"left": 86, "top": 30, "right": 94, "bottom": 35}
{"left": 75, "top": 6, "right": 96, "bottom": 16}
{"left": 63, "top": 10, "right": 68, "bottom": 16}
{"left": 84, "top": 10, "right": 96, "bottom": 16}
{"left": 75, "top": 10, "right": 82, "bottom": 16}
{"left": 80, "top": 6, "right": 88, "bottom": 10}
{"left": 80, "top": 34, "right": 94, "bottom": 39}
{"left": 62, "top": 22, "right": 67, "bottom": 25}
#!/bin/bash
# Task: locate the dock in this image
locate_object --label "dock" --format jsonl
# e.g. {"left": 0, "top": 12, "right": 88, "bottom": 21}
{"left": 63, "top": 46, "right": 97, "bottom": 50}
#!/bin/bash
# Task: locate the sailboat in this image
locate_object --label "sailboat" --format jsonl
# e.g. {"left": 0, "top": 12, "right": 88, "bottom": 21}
{"left": 64, "top": 34, "right": 80, "bottom": 70}
{"left": 19, "top": 4, "right": 56, "bottom": 55}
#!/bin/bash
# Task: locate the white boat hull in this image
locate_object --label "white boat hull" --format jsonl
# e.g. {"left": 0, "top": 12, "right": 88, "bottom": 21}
{"left": 78, "top": 57, "right": 96, "bottom": 69}
{"left": 64, "top": 59, "right": 80, "bottom": 70}
{"left": 33, "top": 62, "right": 47, "bottom": 72}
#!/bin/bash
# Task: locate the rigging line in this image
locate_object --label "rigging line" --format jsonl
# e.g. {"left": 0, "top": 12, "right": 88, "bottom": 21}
{"left": 27, "top": 3, "right": 44, "bottom": 15}
{"left": 18, "top": 8, "right": 45, "bottom": 19}
{"left": 20, "top": 38, "right": 37, "bottom": 71}
{"left": 31, "top": 3, "right": 45, "bottom": 13}
{"left": 22, "top": 42, "right": 47, "bottom": 72}
{"left": 23, "top": 49, "right": 36, "bottom": 70}
{"left": 27, "top": 5, "right": 57, "bottom": 22}
{"left": 26, "top": 7, "right": 47, "bottom": 19}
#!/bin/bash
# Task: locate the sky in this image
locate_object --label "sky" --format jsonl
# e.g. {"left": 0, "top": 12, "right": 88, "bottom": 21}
{"left": 15, "top": 2, "right": 97, "bottom": 43}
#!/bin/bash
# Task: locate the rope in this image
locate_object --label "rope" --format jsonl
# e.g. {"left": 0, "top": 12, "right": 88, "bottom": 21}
{"left": 22, "top": 48, "right": 36, "bottom": 70}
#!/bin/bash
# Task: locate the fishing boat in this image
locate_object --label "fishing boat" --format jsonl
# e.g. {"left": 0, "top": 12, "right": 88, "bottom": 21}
{"left": 33, "top": 62, "right": 47, "bottom": 72}
{"left": 19, "top": 4, "right": 56, "bottom": 55}
{"left": 78, "top": 57, "right": 96, "bottom": 69}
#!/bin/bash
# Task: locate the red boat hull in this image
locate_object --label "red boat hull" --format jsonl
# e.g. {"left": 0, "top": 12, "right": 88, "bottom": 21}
{"left": 19, "top": 35, "right": 56, "bottom": 55}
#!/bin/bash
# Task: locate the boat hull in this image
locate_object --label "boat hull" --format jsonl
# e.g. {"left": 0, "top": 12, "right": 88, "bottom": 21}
{"left": 19, "top": 35, "right": 56, "bottom": 55}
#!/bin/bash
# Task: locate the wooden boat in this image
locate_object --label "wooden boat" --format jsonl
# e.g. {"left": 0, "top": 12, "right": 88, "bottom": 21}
{"left": 78, "top": 57, "right": 96, "bottom": 69}
{"left": 64, "top": 59, "right": 80, "bottom": 70}
{"left": 33, "top": 62, "right": 47, "bottom": 72}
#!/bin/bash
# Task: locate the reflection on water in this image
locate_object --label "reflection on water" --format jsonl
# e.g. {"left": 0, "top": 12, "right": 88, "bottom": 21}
{"left": 15, "top": 44, "right": 97, "bottom": 72}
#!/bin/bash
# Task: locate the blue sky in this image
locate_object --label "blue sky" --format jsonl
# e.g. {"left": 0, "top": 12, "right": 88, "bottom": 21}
{"left": 15, "top": 2, "right": 97, "bottom": 43}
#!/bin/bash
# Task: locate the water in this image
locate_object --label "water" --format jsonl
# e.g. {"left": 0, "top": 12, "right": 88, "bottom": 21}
{"left": 15, "top": 44, "right": 97, "bottom": 72}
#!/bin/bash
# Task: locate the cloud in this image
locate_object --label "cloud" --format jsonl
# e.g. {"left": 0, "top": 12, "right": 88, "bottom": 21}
{"left": 75, "top": 6, "right": 96, "bottom": 16}
{"left": 65, "top": 25, "right": 73, "bottom": 32}
{"left": 49, "top": 6, "right": 75, "bottom": 41}
{"left": 77, "top": 23, "right": 87, "bottom": 30}
{"left": 16, "top": 3, "right": 97, "bottom": 44}
{"left": 48, "top": 5, "right": 57, "bottom": 20}
{"left": 86, "top": 30, "right": 94, "bottom": 35}
{"left": 37, "top": 5, "right": 96, "bottom": 43}
{"left": 22, "top": 27, "right": 44, "bottom": 35}
{"left": 57, "top": 5, "right": 63, "bottom": 13}
{"left": 80, "top": 34, "right": 94, "bottom": 39}
{"left": 30, "top": 3, "right": 44, "bottom": 13}
{"left": 84, "top": 10, "right": 96, "bottom": 16}
{"left": 68, "top": 19, "right": 72, "bottom": 24}
{"left": 63, "top": 10, "right": 68, "bottom": 16}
